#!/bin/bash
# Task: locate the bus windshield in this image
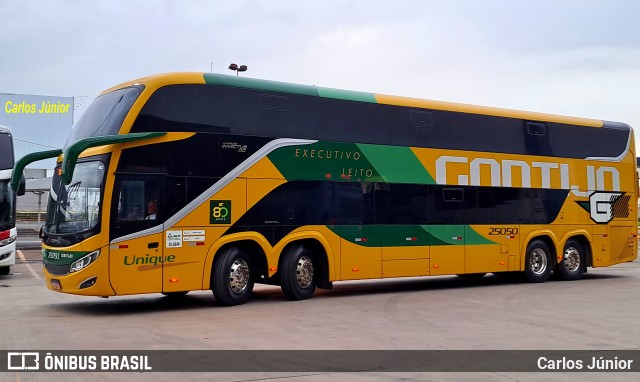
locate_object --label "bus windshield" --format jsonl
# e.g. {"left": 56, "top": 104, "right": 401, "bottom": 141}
{"left": 45, "top": 161, "right": 106, "bottom": 234}
{"left": 0, "top": 179, "right": 14, "bottom": 231}
{"left": 63, "top": 86, "right": 142, "bottom": 148}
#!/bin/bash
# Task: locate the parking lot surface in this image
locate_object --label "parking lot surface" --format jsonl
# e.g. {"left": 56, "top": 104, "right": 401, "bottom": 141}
{"left": 1, "top": 249, "right": 639, "bottom": 381}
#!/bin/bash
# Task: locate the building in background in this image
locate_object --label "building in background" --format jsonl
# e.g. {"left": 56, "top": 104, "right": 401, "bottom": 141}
{"left": 1, "top": 93, "right": 74, "bottom": 248}
{"left": 1, "top": 93, "right": 74, "bottom": 175}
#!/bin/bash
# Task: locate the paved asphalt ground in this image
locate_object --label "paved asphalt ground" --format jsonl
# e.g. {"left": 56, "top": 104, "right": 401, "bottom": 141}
{"left": 1, "top": 249, "right": 640, "bottom": 382}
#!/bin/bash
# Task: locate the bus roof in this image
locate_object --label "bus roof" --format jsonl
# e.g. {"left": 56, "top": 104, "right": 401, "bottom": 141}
{"left": 105, "top": 72, "right": 616, "bottom": 128}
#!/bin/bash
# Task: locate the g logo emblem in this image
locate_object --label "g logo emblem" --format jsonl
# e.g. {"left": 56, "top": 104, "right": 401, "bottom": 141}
{"left": 589, "top": 192, "right": 624, "bottom": 224}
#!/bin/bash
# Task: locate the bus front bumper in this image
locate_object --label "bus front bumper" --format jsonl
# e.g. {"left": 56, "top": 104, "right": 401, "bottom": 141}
{"left": 43, "top": 248, "right": 116, "bottom": 296}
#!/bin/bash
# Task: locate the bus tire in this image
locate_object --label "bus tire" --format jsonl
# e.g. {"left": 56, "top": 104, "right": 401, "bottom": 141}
{"left": 555, "top": 239, "right": 585, "bottom": 281}
{"left": 0, "top": 266, "right": 9, "bottom": 276}
{"left": 524, "top": 239, "right": 553, "bottom": 283}
{"left": 280, "top": 245, "right": 317, "bottom": 301}
{"left": 211, "top": 247, "right": 254, "bottom": 306}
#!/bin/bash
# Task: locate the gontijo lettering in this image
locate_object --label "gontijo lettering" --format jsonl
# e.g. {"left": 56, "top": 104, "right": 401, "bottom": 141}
{"left": 435, "top": 155, "right": 620, "bottom": 196}
{"left": 5, "top": 100, "right": 71, "bottom": 114}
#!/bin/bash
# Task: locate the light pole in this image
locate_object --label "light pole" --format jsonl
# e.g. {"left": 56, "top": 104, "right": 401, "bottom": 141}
{"left": 228, "top": 63, "right": 247, "bottom": 76}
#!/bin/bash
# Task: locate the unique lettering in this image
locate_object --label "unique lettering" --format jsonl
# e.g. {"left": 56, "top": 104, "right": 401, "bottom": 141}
{"left": 124, "top": 255, "right": 176, "bottom": 266}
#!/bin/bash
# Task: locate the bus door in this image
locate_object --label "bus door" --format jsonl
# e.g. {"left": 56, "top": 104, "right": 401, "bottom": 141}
{"left": 109, "top": 175, "right": 164, "bottom": 295}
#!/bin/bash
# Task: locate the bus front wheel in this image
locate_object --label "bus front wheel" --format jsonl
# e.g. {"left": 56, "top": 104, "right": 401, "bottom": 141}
{"left": 555, "top": 239, "right": 585, "bottom": 281}
{"left": 211, "top": 247, "right": 254, "bottom": 306}
{"left": 280, "top": 245, "right": 317, "bottom": 301}
{"left": 524, "top": 239, "right": 553, "bottom": 283}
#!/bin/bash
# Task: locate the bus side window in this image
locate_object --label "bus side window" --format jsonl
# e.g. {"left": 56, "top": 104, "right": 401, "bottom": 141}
{"left": 334, "top": 182, "right": 365, "bottom": 225}
{"left": 166, "top": 177, "right": 187, "bottom": 217}
{"left": 429, "top": 186, "right": 477, "bottom": 225}
{"left": 111, "top": 177, "right": 164, "bottom": 240}
{"left": 374, "top": 183, "right": 427, "bottom": 224}
{"left": 116, "top": 180, "right": 146, "bottom": 221}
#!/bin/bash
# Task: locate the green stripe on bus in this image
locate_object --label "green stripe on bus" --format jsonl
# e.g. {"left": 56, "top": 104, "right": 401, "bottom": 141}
{"left": 268, "top": 142, "right": 384, "bottom": 182}
{"left": 269, "top": 141, "right": 438, "bottom": 184}
{"left": 317, "top": 87, "right": 377, "bottom": 103}
{"left": 328, "top": 225, "right": 437, "bottom": 247}
{"left": 203, "top": 74, "right": 378, "bottom": 103}
{"left": 42, "top": 249, "right": 91, "bottom": 266}
{"left": 464, "top": 226, "right": 496, "bottom": 245}
{"left": 204, "top": 73, "right": 319, "bottom": 97}
{"left": 357, "top": 144, "right": 436, "bottom": 184}
{"left": 328, "top": 225, "right": 496, "bottom": 247}
{"left": 426, "top": 225, "right": 495, "bottom": 246}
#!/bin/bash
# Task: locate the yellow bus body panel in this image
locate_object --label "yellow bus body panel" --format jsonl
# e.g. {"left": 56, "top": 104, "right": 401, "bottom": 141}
{"left": 42, "top": 244, "right": 115, "bottom": 296}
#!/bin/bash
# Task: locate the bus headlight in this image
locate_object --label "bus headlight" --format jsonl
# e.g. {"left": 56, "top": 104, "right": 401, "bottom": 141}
{"left": 69, "top": 250, "right": 100, "bottom": 273}
{"left": 0, "top": 236, "right": 16, "bottom": 247}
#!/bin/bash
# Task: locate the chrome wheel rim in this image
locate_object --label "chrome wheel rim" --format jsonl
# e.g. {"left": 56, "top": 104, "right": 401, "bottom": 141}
{"left": 229, "top": 258, "right": 250, "bottom": 294}
{"left": 563, "top": 247, "right": 581, "bottom": 272}
{"left": 296, "top": 255, "right": 314, "bottom": 289}
{"left": 530, "top": 248, "right": 548, "bottom": 275}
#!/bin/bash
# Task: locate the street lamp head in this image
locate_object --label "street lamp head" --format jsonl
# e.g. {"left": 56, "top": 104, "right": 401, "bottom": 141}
{"left": 229, "top": 63, "right": 248, "bottom": 76}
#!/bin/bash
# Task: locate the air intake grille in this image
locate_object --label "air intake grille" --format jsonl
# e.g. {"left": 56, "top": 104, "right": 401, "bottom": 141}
{"left": 44, "top": 263, "right": 70, "bottom": 276}
{"left": 610, "top": 225, "right": 634, "bottom": 263}
{"left": 612, "top": 195, "right": 631, "bottom": 218}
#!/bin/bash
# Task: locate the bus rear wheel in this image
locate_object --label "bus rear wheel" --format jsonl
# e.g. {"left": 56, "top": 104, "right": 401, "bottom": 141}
{"left": 555, "top": 239, "right": 585, "bottom": 281}
{"left": 211, "top": 247, "right": 254, "bottom": 306}
{"left": 280, "top": 245, "right": 317, "bottom": 301}
{"left": 524, "top": 239, "right": 553, "bottom": 283}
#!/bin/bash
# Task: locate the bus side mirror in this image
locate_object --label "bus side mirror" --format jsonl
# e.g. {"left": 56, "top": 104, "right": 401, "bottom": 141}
{"left": 17, "top": 175, "right": 26, "bottom": 196}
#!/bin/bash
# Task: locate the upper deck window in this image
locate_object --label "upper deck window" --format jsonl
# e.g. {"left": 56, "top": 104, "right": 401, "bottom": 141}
{"left": 64, "top": 86, "right": 142, "bottom": 148}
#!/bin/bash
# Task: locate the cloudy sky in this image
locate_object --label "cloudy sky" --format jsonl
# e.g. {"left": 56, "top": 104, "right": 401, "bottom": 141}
{"left": 2, "top": 0, "right": 639, "bottom": 148}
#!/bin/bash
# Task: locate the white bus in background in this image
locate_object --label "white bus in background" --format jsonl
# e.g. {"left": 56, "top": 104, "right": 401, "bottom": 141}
{"left": 0, "top": 126, "right": 24, "bottom": 275}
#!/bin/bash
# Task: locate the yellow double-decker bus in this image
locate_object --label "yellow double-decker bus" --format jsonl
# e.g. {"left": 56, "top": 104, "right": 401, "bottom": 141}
{"left": 12, "top": 73, "right": 638, "bottom": 305}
